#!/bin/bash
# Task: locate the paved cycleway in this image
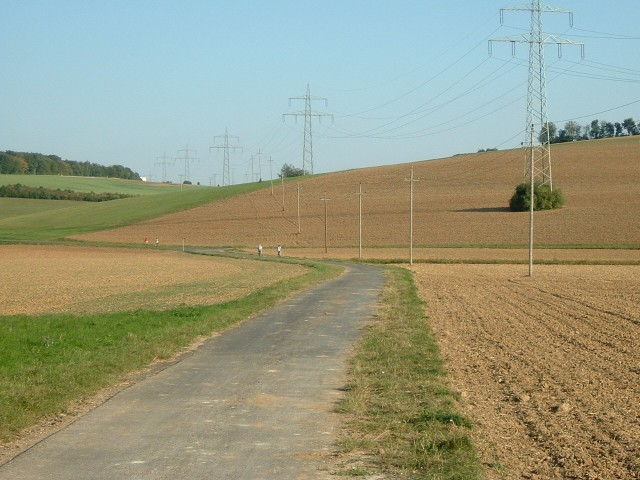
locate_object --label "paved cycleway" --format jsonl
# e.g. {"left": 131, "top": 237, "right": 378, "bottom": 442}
{"left": 0, "top": 262, "right": 384, "bottom": 480}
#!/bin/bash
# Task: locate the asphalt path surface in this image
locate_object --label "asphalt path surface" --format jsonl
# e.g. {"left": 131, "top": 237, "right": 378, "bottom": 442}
{"left": 0, "top": 263, "right": 384, "bottom": 480}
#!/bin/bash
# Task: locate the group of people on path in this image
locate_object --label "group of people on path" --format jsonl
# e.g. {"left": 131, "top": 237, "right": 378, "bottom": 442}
{"left": 144, "top": 237, "right": 280, "bottom": 257}
{"left": 258, "top": 243, "right": 282, "bottom": 257}
{"left": 144, "top": 237, "right": 159, "bottom": 248}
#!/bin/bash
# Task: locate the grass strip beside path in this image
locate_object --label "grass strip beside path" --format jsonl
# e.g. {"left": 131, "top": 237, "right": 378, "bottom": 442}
{"left": 335, "top": 266, "right": 481, "bottom": 479}
{"left": 0, "top": 261, "right": 340, "bottom": 444}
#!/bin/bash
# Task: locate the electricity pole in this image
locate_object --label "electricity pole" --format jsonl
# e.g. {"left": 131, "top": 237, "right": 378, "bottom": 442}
{"left": 354, "top": 183, "right": 366, "bottom": 260}
{"left": 268, "top": 155, "right": 274, "bottom": 195}
{"left": 405, "top": 167, "right": 419, "bottom": 266}
{"left": 282, "top": 84, "right": 334, "bottom": 175}
{"left": 529, "top": 125, "right": 535, "bottom": 277}
{"left": 295, "top": 183, "right": 301, "bottom": 234}
{"left": 155, "top": 153, "right": 173, "bottom": 183}
{"left": 176, "top": 146, "right": 198, "bottom": 184}
{"left": 281, "top": 175, "right": 285, "bottom": 210}
{"left": 489, "top": 0, "right": 583, "bottom": 189}
{"left": 255, "top": 149, "right": 264, "bottom": 182}
{"left": 320, "top": 192, "right": 329, "bottom": 253}
{"left": 210, "top": 128, "right": 242, "bottom": 186}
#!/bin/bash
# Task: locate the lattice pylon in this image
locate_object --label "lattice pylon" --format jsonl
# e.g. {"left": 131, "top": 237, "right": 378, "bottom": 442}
{"left": 490, "top": 0, "right": 584, "bottom": 191}
{"left": 525, "top": 1, "right": 552, "bottom": 189}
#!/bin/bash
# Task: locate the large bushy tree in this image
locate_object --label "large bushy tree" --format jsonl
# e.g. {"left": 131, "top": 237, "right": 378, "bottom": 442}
{"left": 279, "top": 163, "right": 307, "bottom": 178}
{"left": 509, "top": 183, "right": 564, "bottom": 212}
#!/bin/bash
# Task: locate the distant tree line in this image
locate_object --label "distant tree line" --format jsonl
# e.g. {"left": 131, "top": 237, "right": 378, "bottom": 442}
{"left": 0, "top": 184, "right": 135, "bottom": 202}
{"left": 0, "top": 151, "right": 140, "bottom": 180}
{"left": 540, "top": 117, "right": 639, "bottom": 144}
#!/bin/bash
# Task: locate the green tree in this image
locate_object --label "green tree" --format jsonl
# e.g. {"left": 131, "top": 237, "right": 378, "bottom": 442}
{"left": 602, "top": 121, "right": 615, "bottom": 138}
{"left": 538, "top": 122, "right": 557, "bottom": 143}
{"left": 564, "top": 120, "right": 581, "bottom": 141}
{"left": 509, "top": 182, "right": 564, "bottom": 212}
{"left": 279, "top": 163, "right": 307, "bottom": 178}
{"left": 0, "top": 153, "right": 28, "bottom": 173}
{"left": 622, "top": 117, "right": 638, "bottom": 136}
{"left": 589, "top": 120, "right": 602, "bottom": 139}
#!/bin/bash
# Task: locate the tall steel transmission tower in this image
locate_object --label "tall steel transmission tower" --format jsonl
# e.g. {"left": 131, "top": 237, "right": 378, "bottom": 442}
{"left": 176, "top": 145, "right": 198, "bottom": 184}
{"left": 490, "top": 0, "right": 583, "bottom": 190}
{"left": 210, "top": 128, "right": 242, "bottom": 186}
{"left": 283, "top": 84, "right": 334, "bottom": 175}
{"left": 155, "top": 153, "right": 174, "bottom": 183}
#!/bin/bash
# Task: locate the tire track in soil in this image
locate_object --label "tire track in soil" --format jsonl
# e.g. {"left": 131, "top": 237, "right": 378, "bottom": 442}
{"left": 412, "top": 265, "right": 639, "bottom": 479}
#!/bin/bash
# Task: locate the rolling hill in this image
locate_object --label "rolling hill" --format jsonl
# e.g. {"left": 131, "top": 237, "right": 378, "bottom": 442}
{"left": 74, "top": 137, "right": 640, "bottom": 250}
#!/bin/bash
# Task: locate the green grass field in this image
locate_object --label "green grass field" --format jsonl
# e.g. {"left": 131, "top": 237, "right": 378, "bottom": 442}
{"left": 0, "top": 174, "right": 179, "bottom": 195}
{"left": 0, "top": 176, "right": 272, "bottom": 242}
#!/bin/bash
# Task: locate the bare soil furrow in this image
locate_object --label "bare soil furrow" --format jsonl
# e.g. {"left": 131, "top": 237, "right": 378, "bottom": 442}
{"left": 413, "top": 264, "right": 639, "bottom": 479}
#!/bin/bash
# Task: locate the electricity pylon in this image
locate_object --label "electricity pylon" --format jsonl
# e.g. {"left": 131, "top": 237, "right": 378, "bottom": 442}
{"left": 489, "top": 0, "right": 583, "bottom": 190}
{"left": 176, "top": 145, "right": 198, "bottom": 184}
{"left": 155, "top": 153, "right": 174, "bottom": 183}
{"left": 210, "top": 128, "right": 242, "bottom": 186}
{"left": 283, "top": 84, "right": 334, "bottom": 175}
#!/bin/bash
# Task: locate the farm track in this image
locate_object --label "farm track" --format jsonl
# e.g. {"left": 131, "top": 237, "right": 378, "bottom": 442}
{"left": 413, "top": 264, "right": 639, "bottom": 479}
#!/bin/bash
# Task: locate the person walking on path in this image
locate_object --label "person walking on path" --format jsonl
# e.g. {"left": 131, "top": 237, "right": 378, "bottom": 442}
{"left": 276, "top": 244, "right": 282, "bottom": 257}
{"left": 257, "top": 243, "right": 263, "bottom": 257}
{"left": 155, "top": 237, "right": 159, "bottom": 248}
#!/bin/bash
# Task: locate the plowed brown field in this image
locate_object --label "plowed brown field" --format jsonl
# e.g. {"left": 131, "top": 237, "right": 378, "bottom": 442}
{"left": 413, "top": 264, "right": 640, "bottom": 479}
{"left": 0, "top": 245, "right": 307, "bottom": 316}
{"left": 75, "top": 138, "right": 640, "bottom": 253}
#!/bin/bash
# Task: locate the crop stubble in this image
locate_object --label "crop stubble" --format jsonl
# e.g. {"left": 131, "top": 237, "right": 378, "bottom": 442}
{"left": 412, "top": 264, "right": 639, "bottom": 479}
{"left": 0, "top": 245, "right": 307, "bottom": 316}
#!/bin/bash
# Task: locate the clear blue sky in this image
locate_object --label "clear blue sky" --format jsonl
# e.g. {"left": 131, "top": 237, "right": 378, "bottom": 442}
{"left": 1, "top": 1, "right": 638, "bottom": 185}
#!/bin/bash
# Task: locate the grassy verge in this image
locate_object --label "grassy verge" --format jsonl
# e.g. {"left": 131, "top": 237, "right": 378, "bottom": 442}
{"left": 335, "top": 266, "right": 481, "bottom": 479}
{"left": 0, "top": 261, "right": 341, "bottom": 443}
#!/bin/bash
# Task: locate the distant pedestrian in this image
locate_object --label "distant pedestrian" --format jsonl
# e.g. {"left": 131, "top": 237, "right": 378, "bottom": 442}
{"left": 144, "top": 237, "right": 149, "bottom": 247}
{"left": 155, "top": 237, "right": 159, "bottom": 248}
{"left": 276, "top": 244, "right": 282, "bottom": 257}
{"left": 258, "top": 243, "right": 263, "bottom": 256}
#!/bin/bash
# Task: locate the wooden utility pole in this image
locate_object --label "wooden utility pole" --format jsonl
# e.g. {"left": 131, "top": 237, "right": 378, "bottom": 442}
{"left": 296, "top": 183, "right": 301, "bottom": 234}
{"left": 405, "top": 167, "right": 420, "bottom": 265}
{"left": 529, "top": 125, "right": 535, "bottom": 277}
{"left": 268, "top": 156, "right": 274, "bottom": 195}
{"left": 355, "top": 183, "right": 366, "bottom": 260}
{"left": 320, "top": 192, "right": 330, "bottom": 253}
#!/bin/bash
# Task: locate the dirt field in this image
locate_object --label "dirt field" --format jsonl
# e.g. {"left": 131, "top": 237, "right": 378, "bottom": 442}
{"left": 274, "top": 247, "right": 640, "bottom": 263}
{"left": 0, "top": 245, "right": 308, "bottom": 316}
{"left": 75, "top": 138, "right": 640, "bottom": 251}
{"left": 412, "top": 264, "right": 640, "bottom": 479}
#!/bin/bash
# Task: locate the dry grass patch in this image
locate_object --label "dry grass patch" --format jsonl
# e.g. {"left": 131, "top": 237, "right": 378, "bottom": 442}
{"left": 0, "top": 245, "right": 308, "bottom": 316}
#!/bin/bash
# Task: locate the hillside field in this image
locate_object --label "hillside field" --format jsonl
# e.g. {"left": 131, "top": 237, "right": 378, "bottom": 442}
{"left": 0, "top": 179, "right": 273, "bottom": 242}
{"left": 75, "top": 137, "right": 640, "bottom": 254}
{"left": 2, "top": 138, "right": 639, "bottom": 478}
{"left": 0, "top": 174, "right": 179, "bottom": 195}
